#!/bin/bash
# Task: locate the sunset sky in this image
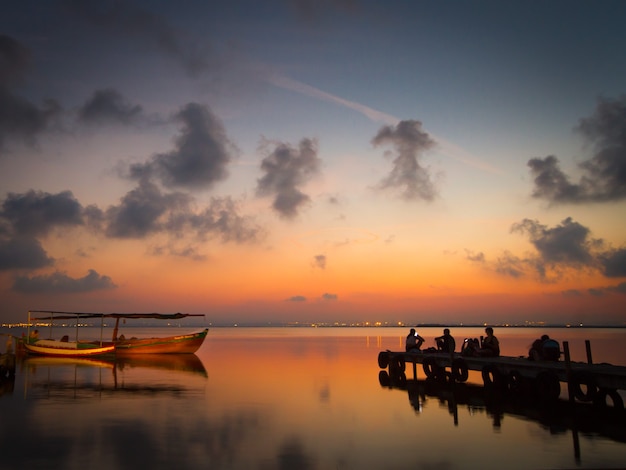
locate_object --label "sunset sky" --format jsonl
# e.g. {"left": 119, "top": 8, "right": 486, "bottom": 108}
{"left": 1, "top": 0, "right": 625, "bottom": 325}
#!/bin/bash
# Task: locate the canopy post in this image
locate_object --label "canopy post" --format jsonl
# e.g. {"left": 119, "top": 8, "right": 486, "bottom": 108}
{"left": 112, "top": 317, "right": 120, "bottom": 342}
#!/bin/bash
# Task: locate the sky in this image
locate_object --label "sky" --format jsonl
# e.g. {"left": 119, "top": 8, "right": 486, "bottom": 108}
{"left": 1, "top": 0, "right": 625, "bottom": 325}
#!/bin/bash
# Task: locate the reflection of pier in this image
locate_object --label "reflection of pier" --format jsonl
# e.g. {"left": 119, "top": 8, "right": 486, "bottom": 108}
{"left": 378, "top": 341, "right": 626, "bottom": 408}
{"left": 379, "top": 370, "right": 626, "bottom": 463}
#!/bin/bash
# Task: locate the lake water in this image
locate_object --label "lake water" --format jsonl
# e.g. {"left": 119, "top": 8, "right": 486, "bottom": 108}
{"left": 1, "top": 326, "right": 625, "bottom": 469}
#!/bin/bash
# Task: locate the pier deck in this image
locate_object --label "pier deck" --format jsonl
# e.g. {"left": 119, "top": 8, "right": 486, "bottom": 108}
{"left": 378, "top": 346, "right": 626, "bottom": 406}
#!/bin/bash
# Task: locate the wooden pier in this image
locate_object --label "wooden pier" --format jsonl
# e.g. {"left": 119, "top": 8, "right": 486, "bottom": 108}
{"left": 378, "top": 340, "right": 626, "bottom": 408}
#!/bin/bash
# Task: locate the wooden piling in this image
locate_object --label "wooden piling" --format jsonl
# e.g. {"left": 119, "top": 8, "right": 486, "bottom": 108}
{"left": 585, "top": 340, "right": 593, "bottom": 365}
{"left": 563, "top": 341, "right": 574, "bottom": 403}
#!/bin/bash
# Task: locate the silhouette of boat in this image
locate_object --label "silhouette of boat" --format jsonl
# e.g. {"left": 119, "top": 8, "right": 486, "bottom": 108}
{"left": 25, "top": 310, "right": 208, "bottom": 355}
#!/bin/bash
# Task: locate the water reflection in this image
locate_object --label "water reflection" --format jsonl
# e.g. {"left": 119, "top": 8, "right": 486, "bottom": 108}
{"left": 1, "top": 329, "right": 626, "bottom": 469}
{"left": 379, "top": 369, "right": 626, "bottom": 463}
{"left": 21, "top": 354, "right": 208, "bottom": 398}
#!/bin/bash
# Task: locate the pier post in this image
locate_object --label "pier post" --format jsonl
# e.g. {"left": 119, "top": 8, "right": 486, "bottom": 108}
{"left": 585, "top": 340, "right": 593, "bottom": 365}
{"left": 563, "top": 341, "right": 574, "bottom": 404}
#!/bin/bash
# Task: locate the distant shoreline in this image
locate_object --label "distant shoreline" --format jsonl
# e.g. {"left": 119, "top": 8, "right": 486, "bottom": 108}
{"left": 3, "top": 323, "right": 626, "bottom": 329}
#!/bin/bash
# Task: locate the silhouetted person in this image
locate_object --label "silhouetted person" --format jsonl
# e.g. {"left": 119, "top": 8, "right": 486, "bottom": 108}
{"left": 406, "top": 328, "right": 425, "bottom": 352}
{"left": 477, "top": 327, "right": 499, "bottom": 357}
{"left": 435, "top": 328, "right": 456, "bottom": 353}
{"left": 529, "top": 334, "right": 560, "bottom": 361}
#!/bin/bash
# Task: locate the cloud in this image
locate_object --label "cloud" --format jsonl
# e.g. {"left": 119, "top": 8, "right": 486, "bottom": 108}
{"left": 465, "top": 250, "right": 485, "bottom": 263}
{"left": 13, "top": 269, "right": 116, "bottom": 293}
{"left": 598, "top": 248, "right": 626, "bottom": 278}
{"left": 471, "top": 217, "right": 625, "bottom": 284}
{"left": 528, "top": 96, "right": 626, "bottom": 204}
{"left": 104, "top": 179, "right": 191, "bottom": 238}
{"left": 313, "top": 254, "right": 326, "bottom": 269}
{"left": 321, "top": 292, "right": 337, "bottom": 301}
{"left": 104, "top": 180, "right": 263, "bottom": 248}
{"left": 267, "top": 74, "right": 501, "bottom": 175}
{"left": 0, "top": 35, "right": 61, "bottom": 152}
{"left": 371, "top": 120, "right": 438, "bottom": 201}
{"left": 286, "top": 295, "right": 307, "bottom": 302}
{"left": 170, "top": 196, "right": 263, "bottom": 244}
{"left": 1, "top": 190, "right": 84, "bottom": 237}
{"left": 511, "top": 217, "right": 598, "bottom": 267}
{"left": 256, "top": 138, "right": 321, "bottom": 219}
{"left": 493, "top": 251, "right": 526, "bottom": 278}
{"left": 78, "top": 88, "right": 143, "bottom": 125}
{"left": 64, "top": 0, "right": 212, "bottom": 77}
{"left": 608, "top": 282, "right": 626, "bottom": 294}
{"left": 129, "top": 103, "right": 235, "bottom": 190}
{"left": 0, "top": 237, "right": 54, "bottom": 270}
{"left": 267, "top": 73, "right": 398, "bottom": 125}
{"left": 565, "top": 282, "right": 626, "bottom": 297}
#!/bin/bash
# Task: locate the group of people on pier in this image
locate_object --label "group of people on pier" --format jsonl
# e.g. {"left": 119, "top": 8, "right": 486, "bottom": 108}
{"left": 405, "top": 327, "right": 560, "bottom": 361}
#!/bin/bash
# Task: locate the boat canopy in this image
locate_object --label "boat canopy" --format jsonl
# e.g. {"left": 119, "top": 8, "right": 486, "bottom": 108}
{"left": 29, "top": 310, "right": 204, "bottom": 321}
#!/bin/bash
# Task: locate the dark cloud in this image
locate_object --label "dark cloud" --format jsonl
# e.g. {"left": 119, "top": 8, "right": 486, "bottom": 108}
{"left": 0, "top": 237, "right": 54, "bottom": 270}
{"left": 256, "top": 138, "right": 321, "bottom": 219}
{"left": 598, "top": 248, "right": 626, "bottom": 278}
{"left": 1, "top": 190, "right": 84, "bottom": 237}
{"left": 0, "top": 34, "right": 30, "bottom": 86}
{"left": 494, "top": 251, "right": 526, "bottom": 278}
{"left": 511, "top": 217, "right": 597, "bottom": 267}
{"left": 313, "top": 254, "right": 326, "bottom": 269}
{"left": 184, "top": 197, "right": 263, "bottom": 244}
{"left": 472, "top": 217, "right": 625, "bottom": 284}
{"left": 105, "top": 180, "right": 190, "bottom": 238}
{"left": 13, "top": 269, "right": 116, "bottom": 293}
{"left": 528, "top": 96, "right": 626, "bottom": 204}
{"left": 465, "top": 250, "right": 485, "bottom": 263}
{"left": 321, "top": 292, "right": 337, "bottom": 300}
{"left": 129, "top": 103, "right": 235, "bottom": 190}
{"left": 104, "top": 181, "right": 262, "bottom": 246}
{"left": 78, "top": 88, "right": 143, "bottom": 125}
{"left": 608, "top": 282, "right": 626, "bottom": 294}
{"left": 64, "top": 0, "right": 212, "bottom": 77}
{"left": 286, "top": 295, "right": 307, "bottom": 302}
{"left": 0, "top": 35, "right": 61, "bottom": 152}
{"left": 371, "top": 120, "right": 437, "bottom": 201}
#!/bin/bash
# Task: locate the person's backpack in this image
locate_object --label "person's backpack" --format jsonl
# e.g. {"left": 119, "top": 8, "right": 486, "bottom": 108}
{"left": 541, "top": 339, "right": 560, "bottom": 361}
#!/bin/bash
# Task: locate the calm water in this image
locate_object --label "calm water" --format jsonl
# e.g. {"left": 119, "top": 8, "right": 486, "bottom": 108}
{"left": 1, "top": 326, "right": 626, "bottom": 469}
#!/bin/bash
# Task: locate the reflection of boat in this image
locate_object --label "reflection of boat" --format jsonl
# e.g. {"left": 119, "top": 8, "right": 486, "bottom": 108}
{"left": 23, "top": 339, "right": 115, "bottom": 357}
{"left": 22, "top": 356, "right": 115, "bottom": 369}
{"left": 20, "top": 352, "right": 208, "bottom": 398}
{"left": 114, "top": 353, "right": 208, "bottom": 377}
{"left": 26, "top": 310, "right": 209, "bottom": 355}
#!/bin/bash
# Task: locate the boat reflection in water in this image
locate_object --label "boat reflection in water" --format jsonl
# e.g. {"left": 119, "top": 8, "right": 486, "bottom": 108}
{"left": 379, "top": 369, "right": 626, "bottom": 462}
{"left": 21, "top": 353, "right": 207, "bottom": 398}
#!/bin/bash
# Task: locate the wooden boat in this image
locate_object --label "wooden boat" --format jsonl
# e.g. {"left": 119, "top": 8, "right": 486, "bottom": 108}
{"left": 26, "top": 310, "right": 208, "bottom": 356}
{"left": 24, "top": 310, "right": 115, "bottom": 357}
{"left": 107, "top": 313, "right": 208, "bottom": 354}
{"left": 112, "top": 328, "right": 208, "bottom": 354}
{"left": 23, "top": 339, "right": 115, "bottom": 357}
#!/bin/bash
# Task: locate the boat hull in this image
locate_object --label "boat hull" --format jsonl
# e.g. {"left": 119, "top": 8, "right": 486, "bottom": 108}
{"left": 113, "top": 329, "right": 208, "bottom": 354}
{"left": 23, "top": 340, "right": 115, "bottom": 357}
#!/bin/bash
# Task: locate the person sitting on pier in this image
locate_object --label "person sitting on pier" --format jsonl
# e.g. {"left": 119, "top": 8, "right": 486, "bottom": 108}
{"left": 406, "top": 328, "right": 425, "bottom": 352}
{"left": 476, "top": 327, "right": 500, "bottom": 357}
{"left": 529, "top": 335, "right": 560, "bottom": 361}
{"left": 435, "top": 328, "right": 456, "bottom": 353}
